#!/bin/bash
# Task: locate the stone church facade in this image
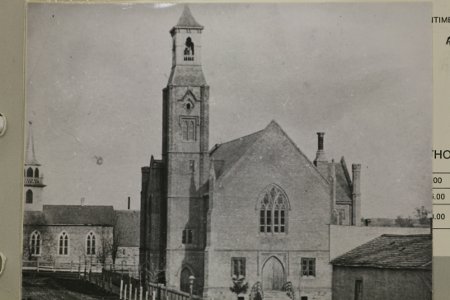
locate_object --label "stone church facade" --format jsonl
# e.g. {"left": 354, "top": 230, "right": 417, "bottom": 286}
{"left": 140, "top": 7, "right": 362, "bottom": 300}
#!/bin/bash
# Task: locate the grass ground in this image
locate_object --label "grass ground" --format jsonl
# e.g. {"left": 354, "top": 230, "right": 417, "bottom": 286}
{"left": 22, "top": 273, "right": 119, "bottom": 300}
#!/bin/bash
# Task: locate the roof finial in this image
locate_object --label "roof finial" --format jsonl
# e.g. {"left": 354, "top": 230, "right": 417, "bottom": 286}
{"left": 25, "top": 121, "right": 40, "bottom": 165}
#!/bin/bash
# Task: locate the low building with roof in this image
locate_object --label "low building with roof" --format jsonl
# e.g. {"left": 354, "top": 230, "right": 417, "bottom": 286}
{"left": 331, "top": 234, "right": 432, "bottom": 300}
{"left": 114, "top": 210, "right": 140, "bottom": 268}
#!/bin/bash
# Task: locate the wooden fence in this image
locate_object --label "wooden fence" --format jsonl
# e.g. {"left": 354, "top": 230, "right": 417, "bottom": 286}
{"left": 102, "top": 269, "right": 202, "bottom": 300}
{"left": 23, "top": 260, "right": 202, "bottom": 300}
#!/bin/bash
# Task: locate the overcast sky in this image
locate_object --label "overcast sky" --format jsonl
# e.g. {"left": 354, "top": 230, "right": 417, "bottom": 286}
{"left": 27, "top": 3, "right": 431, "bottom": 218}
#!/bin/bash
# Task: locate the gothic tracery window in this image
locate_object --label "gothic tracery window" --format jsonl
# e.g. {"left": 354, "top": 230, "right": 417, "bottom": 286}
{"left": 86, "top": 231, "right": 96, "bottom": 255}
{"left": 259, "top": 185, "right": 288, "bottom": 234}
{"left": 30, "top": 230, "right": 41, "bottom": 256}
{"left": 58, "top": 231, "right": 69, "bottom": 255}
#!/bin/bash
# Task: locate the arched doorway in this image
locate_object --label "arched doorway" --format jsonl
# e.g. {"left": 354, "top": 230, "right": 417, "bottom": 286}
{"left": 262, "top": 256, "right": 285, "bottom": 291}
{"left": 180, "top": 267, "right": 192, "bottom": 294}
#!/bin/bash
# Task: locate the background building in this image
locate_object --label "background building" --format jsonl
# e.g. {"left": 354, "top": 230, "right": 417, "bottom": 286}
{"left": 331, "top": 234, "right": 432, "bottom": 300}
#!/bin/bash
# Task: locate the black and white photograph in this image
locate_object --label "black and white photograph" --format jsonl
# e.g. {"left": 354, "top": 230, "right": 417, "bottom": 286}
{"left": 22, "top": 3, "right": 432, "bottom": 300}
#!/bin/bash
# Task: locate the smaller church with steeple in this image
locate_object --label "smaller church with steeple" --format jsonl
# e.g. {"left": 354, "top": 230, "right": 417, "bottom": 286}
{"left": 24, "top": 122, "right": 46, "bottom": 211}
{"left": 22, "top": 122, "right": 141, "bottom": 270}
{"left": 140, "top": 7, "right": 362, "bottom": 300}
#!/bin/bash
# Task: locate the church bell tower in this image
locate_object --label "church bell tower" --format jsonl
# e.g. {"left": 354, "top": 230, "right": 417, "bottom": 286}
{"left": 24, "top": 121, "right": 45, "bottom": 211}
{"left": 162, "top": 6, "right": 209, "bottom": 293}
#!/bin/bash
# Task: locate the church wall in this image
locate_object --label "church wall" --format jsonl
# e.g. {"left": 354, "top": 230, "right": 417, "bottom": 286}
{"left": 166, "top": 249, "right": 205, "bottom": 295}
{"left": 23, "top": 225, "right": 113, "bottom": 265}
{"left": 205, "top": 126, "right": 333, "bottom": 299}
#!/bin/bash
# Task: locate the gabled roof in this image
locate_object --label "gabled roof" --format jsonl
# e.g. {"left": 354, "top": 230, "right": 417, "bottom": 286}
{"left": 210, "top": 129, "right": 264, "bottom": 178}
{"left": 24, "top": 205, "right": 115, "bottom": 226}
{"left": 210, "top": 120, "right": 330, "bottom": 186}
{"left": 173, "top": 6, "right": 203, "bottom": 29}
{"left": 115, "top": 210, "right": 140, "bottom": 247}
{"left": 331, "top": 234, "right": 432, "bottom": 270}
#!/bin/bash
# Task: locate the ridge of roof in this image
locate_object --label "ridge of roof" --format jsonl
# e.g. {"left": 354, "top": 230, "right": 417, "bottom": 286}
{"left": 340, "top": 156, "right": 352, "bottom": 186}
{"left": 210, "top": 129, "right": 265, "bottom": 155}
{"left": 210, "top": 120, "right": 330, "bottom": 187}
{"left": 265, "top": 121, "right": 331, "bottom": 186}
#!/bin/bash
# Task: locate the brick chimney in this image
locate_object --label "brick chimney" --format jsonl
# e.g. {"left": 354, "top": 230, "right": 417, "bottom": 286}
{"left": 351, "top": 164, "right": 362, "bottom": 226}
{"left": 313, "top": 132, "right": 329, "bottom": 176}
{"left": 128, "top": 196, "right": 131, "bottom": 210}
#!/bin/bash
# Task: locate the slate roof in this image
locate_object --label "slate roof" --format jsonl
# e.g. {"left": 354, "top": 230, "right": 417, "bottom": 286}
{"left": 115, "top": 210, "right": 140, "bottom": 247}
{"left": 24, "top": 205, "right": 115, "bottom": 226}
{"left": 174, "top": 6, "right": 203, "bottom": 29}
{"left": 331, "top": 234, "right": 432, "bottom": 270}
{"left": 210, "top": 129, "right": 265, "bottom": 178}
{"left": 334, "top": 158, "right": 352, "bottom": 203}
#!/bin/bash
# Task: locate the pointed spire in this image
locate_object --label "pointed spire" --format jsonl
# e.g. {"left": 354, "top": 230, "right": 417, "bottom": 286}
{"left": 26, "top": 121, "right": 40, "bottom": 166}
{"left": 174, "top": 5, "right": 203, "bottom": 29}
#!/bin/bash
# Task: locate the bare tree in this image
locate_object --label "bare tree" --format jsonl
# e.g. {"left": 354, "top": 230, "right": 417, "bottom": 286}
{"left": 142, "top": 260, "right": 166, "bottom": 284}
{"left": 111, "top": 213, "right": 122, "bottom": 265}
{"left": 415, "top": 206, "right": 431, "bottom": 225}
{"left": 96, "top": 227, "right": 113, "bottom": 266}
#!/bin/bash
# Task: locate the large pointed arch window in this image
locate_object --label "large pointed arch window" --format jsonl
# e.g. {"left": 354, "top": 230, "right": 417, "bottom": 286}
{"left": 258, "top": 185, "right": 289, "bottom": 234}
{"left": 86, "top": 231, "right": 96, "bottom": 255}
{"left": 30, "top": 230, "right": 41, "bottom": 256}
{"left": 58, "top": 232, "right": 69, "bottom": 255}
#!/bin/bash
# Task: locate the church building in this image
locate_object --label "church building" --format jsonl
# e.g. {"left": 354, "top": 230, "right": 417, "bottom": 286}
{"left": 23, "top": 122, "right": 140, "bottom": 270}
{"left": 140, "top": 7, "right": 362, "bottom": 300}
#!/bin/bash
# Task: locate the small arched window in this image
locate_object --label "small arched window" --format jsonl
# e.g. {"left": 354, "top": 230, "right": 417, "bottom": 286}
{"left": 58, "top": 232, "right": 69, "bottom": 255}
{"left": 34, "top": 168, "right": 39, "bottom": 178}
{"left": 26, "top": 189, "right": 33, "bottom": 204}
{"left": 258, "top": 185, "right": 289, "bottom": 234}
{"left": 86, "top": 232, "right": 96, "bottom": 255}
{"left": 27, "top": 167, "right": 33, "bottom": 177}
{"left": 183, "top": 37, "right": 195, "bottom": 61}
{"left": 30, "top": 230, "right": 41, "bottom": 256}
